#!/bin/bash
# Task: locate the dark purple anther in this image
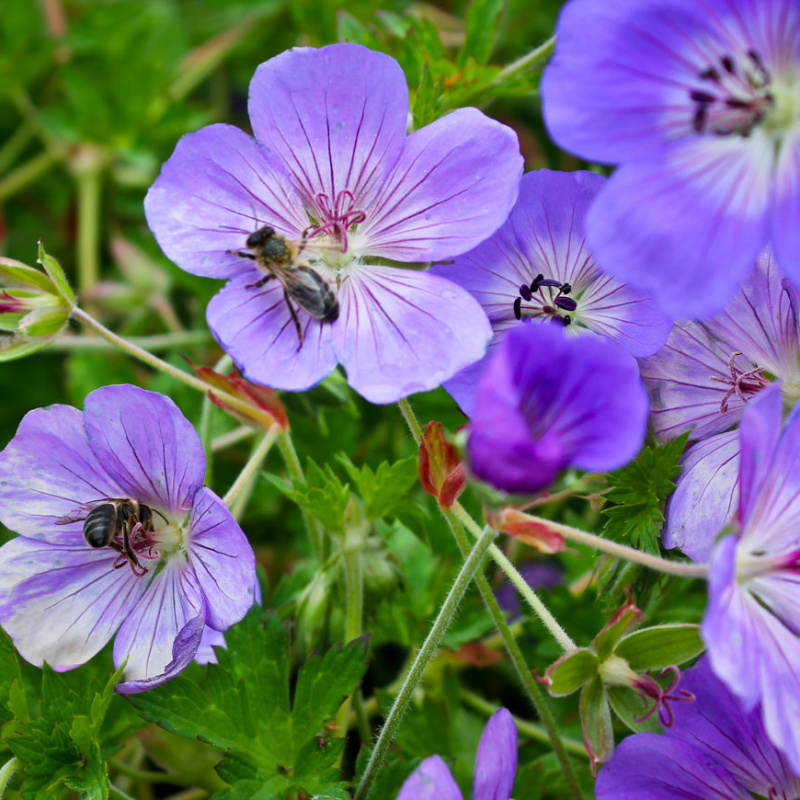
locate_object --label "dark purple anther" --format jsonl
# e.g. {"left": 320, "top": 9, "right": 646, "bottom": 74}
{"left": 519, "top": 284, "right": 533, "bottom": 301}
{"left": 513, "top": 297, "right": 522, "bottom": 320}
{"left": 530, "top": 274, "right": 545, "bottom": 291}
{"left": 555, "top": 296, "right": 578, "bottom": 311}
{"left": 560, "top": 283, "right": 572, "bottom": 295}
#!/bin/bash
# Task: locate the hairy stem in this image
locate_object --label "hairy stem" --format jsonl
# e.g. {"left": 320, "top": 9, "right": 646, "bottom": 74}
{"left": 222, "top": 427, "right": 280, "bottom": 512}
{"left": 0, "top": 149, "right": 60, "bottom": 201}
{"left": 353, "top": 526, "right": 497, "bottom": 800}
{"left": 444, "top": 511, "right": 583, "bottom": 799}
{"left": 0, "top": 757, "right": 19, "bottom": 798}
{"left": 526, "top": 515, "right": 709, "bottom": 579}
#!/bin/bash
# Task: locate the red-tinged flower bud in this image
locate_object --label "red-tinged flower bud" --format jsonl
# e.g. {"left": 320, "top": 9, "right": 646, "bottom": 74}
{"left": 419, "top": 421, "right": 466, "bottom": 508}
{"left": 485, "top": 507, "right": 565, "bottom": 554}
{"left": 185, "top": 358, "right": 289, "bottom": 431}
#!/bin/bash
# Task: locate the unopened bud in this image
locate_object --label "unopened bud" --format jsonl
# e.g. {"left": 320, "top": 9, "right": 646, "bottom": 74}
{"left": 419, "top": 421, "right": 466, "bottom": 508}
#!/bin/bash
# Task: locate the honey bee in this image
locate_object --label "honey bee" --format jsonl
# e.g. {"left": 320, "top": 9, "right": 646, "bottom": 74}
{"left": 56, "top": 499, "right": 160, "bottom": 576}
{"left": 228, "top": 226, "right": 339, "bottom": 351}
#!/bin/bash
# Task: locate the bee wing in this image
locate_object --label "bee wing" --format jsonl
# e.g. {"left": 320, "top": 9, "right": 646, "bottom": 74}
{"left": 285, "top": 267, "right": 339, "bottom": 321}
{"left": 54, "top": 498, "right": 119, "bottom": 525}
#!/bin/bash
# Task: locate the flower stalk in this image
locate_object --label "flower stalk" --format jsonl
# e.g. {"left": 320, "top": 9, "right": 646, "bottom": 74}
{"left": 353, "top": 525, "right": 497, "bottom": 800}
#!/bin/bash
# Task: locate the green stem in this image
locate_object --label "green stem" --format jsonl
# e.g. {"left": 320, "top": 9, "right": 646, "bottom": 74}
{"left": 0, "top": 149, "right": 60, "bottom": 201}
{"left": 353, "top": 525, "right": 497, "bottom": 800}
{"left": 461, "top": 690, "right": 587, "bottom": 758}
{"left": 334, "top": 539, "right": 365, "bottom": 746}
{"left": 50, "top": 330, "right": 212, "bottom": 352}
{"left": 526, "top": 515, "right": 709, "bottom": 579}
{"left": 491, "top": 35, "right": 556, "bottom": 87}
{"left": 0, "top": 120, "right": 35, "bottom": 174}
{"left": 0, "top": 757, "right": 19, "bottom": 797}
{"left": 397, "top": 397, "right": 424, "bottom": 442}
{"left": 73, "top": 147, "right": 105, "bottom": 291}
{"left": 222, "top": 428, "right": 280, "bottom": 511}
{"left": 443, "top": 511, "right": 583, "bottom": 798}
{"left": 109, "top": 759, "right": 194, "bottom": 786}
{"left": 70, "top": 306, "right": 264, "bottom": 422}
{"left": 277, "top": 431, "right": 326, "bottom": 562}
{"left": 109, "top": 788, "right": 137, "bottom": 800}
{"left": 452, "top": 503, "right": 576, "bottom": 651}
{"left": 211, "top": 425, "right": 254, "bottom": 452}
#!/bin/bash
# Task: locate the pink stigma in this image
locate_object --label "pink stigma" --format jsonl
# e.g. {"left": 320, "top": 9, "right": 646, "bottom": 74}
{"left": 306, "top": 190, "right": 366, "bottom": 253}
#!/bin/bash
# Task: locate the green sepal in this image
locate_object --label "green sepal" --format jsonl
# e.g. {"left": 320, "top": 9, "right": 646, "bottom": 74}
{"left": 616, "top": 624, "right": 704, "bottom": 672}
{"left": 579, "top": 677, "right": 614, "bottom": 774}
{"left": 458, "top": 0, "right": 506, "bottom": 67}
{"left": 0, "top": 336, "right": 53, "bottom": 362}
{"left": 606, "top": 686, "right": 662, "bottom": 735}
{"left": 18, "top": 308, "right": 70, "bottom": 338}
{"left": 0, "top": 262, "right": 53, "bottom": 293}
{"left": 546, "top": 648, "right": 599, "bottom": 697}
{"left": 37, "top": 241, "right": 75, "bottom": 306}
{"left": 594, "top": 600, "right": 645, "bottom": 660}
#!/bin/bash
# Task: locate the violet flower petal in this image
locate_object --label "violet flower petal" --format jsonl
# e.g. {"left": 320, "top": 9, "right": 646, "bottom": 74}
{"left": 541, "top": 0, "right": 717, "bottom": 164}
{"left": 144, "top": 124, "right": 308, "bottom": 279}
{"left": 595, "top": 734, "right": 752, "bottom": 800}
{"left": 469, "top": 324, "right": 648, "bottom": 494}
{"left": 333, "top": 266, "right": 492, "bottom": 405}
{"left": 360, "top": 107, "right": 523, "bottom": 261}
{"left": 248, "top": 44, "right": 408, "bottom": 208}
{"left": 188, "top": 487, "right": 256, "bottom": 631}
{"left": 116, "top": 612, "right": 205, "bottom": 694}
{"left": 396, "top": 755, "right": 463, "bottom": 800}
{"left": 641, "top": 251, "right": 800, "bottom": 443}
{"left": 736, "top": 383, "right": 783, "bottom": 535}
{"left": 0, "top": 404, "right": 124, "bottom": 543}
{"left": 584, "top": 150, "right": 769, "bottom": 318}
{"left": 207, "top": 273, "right": 338, "bottom": 392}
{"left": 662, "top": 431, "right": 739, "bottom": 562}
{"left": 113, "top": 557, "right": 205, "bottom": 687}
{"left": 83, "top": 385, "right": 205, "bottom": 514}
{"left": 0, "top": 537, "right": 146, "bottom": 670}
{"left": 771, "top": 140, "right": 800, "bottom": 279}
{"left": 472, "top": 708, "right": 517, "bottom": 800}
{"left": 669, "top": 658, "right": 800, "bottom": 796}
{"left": 194, "top": 626, "right": 226, "bottom": 666}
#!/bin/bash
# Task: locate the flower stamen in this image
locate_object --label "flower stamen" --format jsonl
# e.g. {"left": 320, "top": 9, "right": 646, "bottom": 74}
{"left": 513, "top": 273, "right": 576, "bottom": 326}
{"left": 305, "top": 190, "right": 366, "bottom": 254}
{"left": 632, "top": 666, "right": 695, "bottom": 728}
{"left": 691, "top": 50, "right": 774, "bottom": 137}
{"left": 709, "top": 351, "right": 769, "bottom": 413}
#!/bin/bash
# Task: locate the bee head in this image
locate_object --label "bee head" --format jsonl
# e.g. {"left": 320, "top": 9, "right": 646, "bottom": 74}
{"left": 247, "top": 226, "right": 276, "bottom": 249}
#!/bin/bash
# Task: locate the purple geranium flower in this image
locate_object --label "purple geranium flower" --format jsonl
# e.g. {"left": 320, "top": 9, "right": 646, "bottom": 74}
{"left": 702, "top": 384, "right": 800, "bottom": 772}
{"left": 0, "top": 385, "right": 256, "bottom": 693}
{"left": 596, "top": 657, "right": 800, "bottom": 799}
{"left": 468, "top": 323, "right": 649, "bottom": 494}
{"left": 396, "top": 707, "right": 517, "bottom": 800}
{"left": 145, "top": 43, "right": 523, "bottom": 404}
{"left": 431, "top": 169, "right": 672, "bottom": 415}
{"left": 542, "top": 0, "right": 800, "bottom": 318}
{"left": 640, "top": 250, "right": 800, "bottom": 560}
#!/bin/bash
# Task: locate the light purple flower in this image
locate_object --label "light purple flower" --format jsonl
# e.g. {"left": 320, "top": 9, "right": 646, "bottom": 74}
{"left": 431, "top": 169, "right": 672, "bottom": 415}
{"left": 640, "top": 251, "right": 800, "bottom": 560}
{"left": 0, "top": 385, "right": 256, "bottom": 693}
{"left": 145, "top": 43, "right": 523, "bottom": 404}
{"left": 596, "top": 657, "right": 800, "bottom": 799}
{"left": 468, "top": 323, "right": 649, "bottom": 494}
{"left": 702, "top": 384, "right": 800, "bottom": 772}
{"left": 542, "top": 0, "right": 800, "bottom": 318}
{"left": 396, "top": 707, "right": 517, "bottom": 800}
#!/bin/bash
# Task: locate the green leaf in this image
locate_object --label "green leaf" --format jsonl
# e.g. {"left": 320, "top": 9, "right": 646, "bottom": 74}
{"left": 601, "top": 433, "right": 689, "bottom": 552}
{"left": 412, "top": 61, "right": 446, "bottom": 129}
{"left": 546, "top": 649, "right": 598, "bottom": 696}
{"left": 459, "top": 0, "right": 506, "bottom": 66}
{"left": 131, "top": 609, "right": 367, "bottom": 799}
{"left": 0, "top": 336, "right": 53, "bottom": 362}
{"left": 0, "top": 630, "right": 24, "bottom": 725}
{"left": 615, "top": 625, "right": 704, "bottom": 672}
{"left": 338, "top": 455, "right": 418, "bottom": 520}
{"left": 265, "top": 458, "right": 350, "bottom": 533}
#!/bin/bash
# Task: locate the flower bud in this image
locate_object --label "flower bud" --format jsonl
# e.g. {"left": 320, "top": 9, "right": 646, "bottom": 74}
{"left": 419, "top": 421, "right": 466, "bottom": 508}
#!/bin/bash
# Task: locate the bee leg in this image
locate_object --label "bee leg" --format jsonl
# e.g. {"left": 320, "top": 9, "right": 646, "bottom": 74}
{"left": 227, "top": 249, "right": 257, "bottom": 260}
{"left": 245, "top": 274, "right": 276, "bottom": 290}
{"left": 121, "top": 521, "right": 146, "bottom": 575}
{"left": 283, "top": 290, "right": 305, "bottom": 352}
